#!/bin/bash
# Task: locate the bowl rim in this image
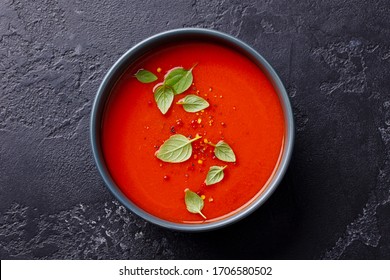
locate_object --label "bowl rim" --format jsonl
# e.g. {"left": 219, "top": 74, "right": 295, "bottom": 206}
{"left": 90, "top": 28, "right": 295, "bottom": 232}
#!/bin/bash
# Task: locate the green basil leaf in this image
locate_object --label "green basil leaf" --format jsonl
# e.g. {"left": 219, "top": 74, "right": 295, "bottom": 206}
{"left": 185, "top": 189, "right": 206, "bottom": 219}
{"left": 154, "top": 85, "right": 174, "bottom": 115}
{"left": 164, "top": 66, "right": 195, "bottom": 94}
{"left": 155, "top": 134, "right": 201, "bottom": 163}
{"left": 176, "top": 94, "right": 210, "bottom": 113}
{"left": 205, "top": 165, "right": 227, "bottom": 186}
{"left": 135, "top": 69, "right": 158, "bottom": 83}
{"left": 214, "top": 140, "right": 236, "bottom": 162}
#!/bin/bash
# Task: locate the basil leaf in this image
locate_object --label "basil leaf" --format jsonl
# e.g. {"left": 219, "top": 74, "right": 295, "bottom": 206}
{"left": 155, "top": 134, "right": 201, "bottom": 163}
{"left": 164, "top": 66, "right": 195, "bottom": 94}
{"left": 135, "top": 69, "right": 158, "bottom": 83}
{"left": 205, "top": 165, "right": 227, "bottom": 186}
{"left": 177, "top": 94, "right": 210, "bottom": 113}
{"left": 214, "top": 140, "right": 236, "bottom": 162}
{"left": 185, "top": 189, "right": 206, "bottom": 219}
{"left": 154, "top": 85, "right": 174, "bottom": 115}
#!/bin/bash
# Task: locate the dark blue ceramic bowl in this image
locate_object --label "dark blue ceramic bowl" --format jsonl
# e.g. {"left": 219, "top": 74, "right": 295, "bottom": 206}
{"left": 91, "top": 28, "right": 294, "bottom": 232}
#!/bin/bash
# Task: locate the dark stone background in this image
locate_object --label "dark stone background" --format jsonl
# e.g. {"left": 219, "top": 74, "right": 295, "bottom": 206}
{"left": 1, "top": 0, "right": 389, "bottom": 259}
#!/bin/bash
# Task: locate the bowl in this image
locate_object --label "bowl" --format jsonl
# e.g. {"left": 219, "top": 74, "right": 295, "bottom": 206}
{"left": 90, "top": 28, "right": 294, "bottom": 232}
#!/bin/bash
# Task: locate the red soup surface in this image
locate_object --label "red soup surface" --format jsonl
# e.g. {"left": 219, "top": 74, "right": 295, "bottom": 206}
{"left": 102, "top": 41, "right": 285, "bottom": 223}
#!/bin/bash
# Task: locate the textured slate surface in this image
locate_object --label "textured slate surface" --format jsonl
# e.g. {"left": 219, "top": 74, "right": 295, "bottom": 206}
{"left": 1, "top": 0, "right": 390, "bottom": 259}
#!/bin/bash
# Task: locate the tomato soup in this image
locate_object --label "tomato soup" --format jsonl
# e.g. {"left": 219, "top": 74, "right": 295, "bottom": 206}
{"left": 101, "top": 41, "right": 285, "bottom": 223}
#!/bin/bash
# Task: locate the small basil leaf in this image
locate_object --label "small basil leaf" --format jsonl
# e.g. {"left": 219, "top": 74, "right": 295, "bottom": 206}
{"left": 205, "top": 165, "right": 227, "bottom": 186}
{"left": 154, "top": 85, "right": 174, "bottom": 114}
{"left": 214, "top": 140, "right": 236, "bottom": 162}
{"left": 164, "top": 66, "right": 195, "bottom": 94}
{"left": 135, "top": 69, "right": 158, "bottom": 83}
{"left": 185, "top": 189, "right": 206, "bottom": 219}
{"left": 155, "top": 134, "right": 201, "bottom": 163}
{"left": 177, "top": 94, "right": 210, "bottom": 113}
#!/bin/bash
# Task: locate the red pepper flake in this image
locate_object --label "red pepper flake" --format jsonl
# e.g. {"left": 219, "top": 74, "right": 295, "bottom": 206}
{"left": 163, "top": 175, "right": 169, "bottom": 181}
{"left": 221, "top": 122, "right": 226, "bottom": 127}
{"left": 148, "top": 100, "right": 153, "bottom": 106}
{"left": 176, "top": 119, "right": 183, "bottom": 127}
{"left": 170, "top": 126, "right": 176, "bottom": 134}
{"left": 190, "top": 120, "right": 198, "bottom": 129}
